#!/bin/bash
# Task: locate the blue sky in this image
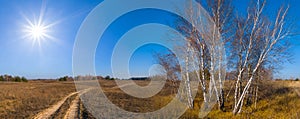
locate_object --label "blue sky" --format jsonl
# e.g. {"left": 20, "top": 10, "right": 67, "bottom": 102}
{"left": 0, "top": 0, "right": 103, "bottom": 78}
{"left": 0, "top": 0, "right": 299, "bottom": 79}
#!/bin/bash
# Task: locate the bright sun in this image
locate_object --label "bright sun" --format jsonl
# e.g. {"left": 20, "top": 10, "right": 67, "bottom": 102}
{"left": 23, "top": 18, "right": 51, "bottom": 42}
{"left": 28, "top": 24, "right": 47, "bottom": 40}
{"left": 21, "top": 1, "right": 60, "bottom": 51}
{"left": 22, "top": 3, "right": 55, "bottom": 47}
{"left": 22, "top": 16, "right": 56, "bottom": 48}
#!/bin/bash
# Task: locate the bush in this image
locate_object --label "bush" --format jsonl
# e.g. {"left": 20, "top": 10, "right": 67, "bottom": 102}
{"left": 14, "top": 76, "right": 22, "bottom": 82}
{"left": 104, "top": 76, "right": 115, "bottom": 80}
{"left": 21, "top": 77, "right": 28, "bottom": 82}
{"left": 105, "top": 76, "right": 110, "bottom": 80}
{"left": 0, "top": 75, "right": 27, "bottom": 82}
{"left": 0, "top": 76, "right": 3, "bottom": 81}
{"left": 58, "top": 76, "right": 68, "bottom": 81}
{"left": 295, "top": 78, "right": 299, "bottom": 81}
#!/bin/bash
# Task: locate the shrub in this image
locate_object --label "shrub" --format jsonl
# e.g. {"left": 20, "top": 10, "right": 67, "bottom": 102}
{"left": 295, "top": 78, "right": 299, "bottom": 81}
{"left": 58, "top": 76, "right": 68, "bottom": 81}
{"left": 0, "top": 75, "right": 27, "bottom": 82}
{"left": 21, "top": 77, "right": 28, "bottom": 82}
{"left": 14, "top": 76, "right": 22, "bottom": 82}
{"left": 0, "top": 76, "right": 3, "bottom": 81}
{"left": 105, "top": 76, "right": 110, "bottom": 80}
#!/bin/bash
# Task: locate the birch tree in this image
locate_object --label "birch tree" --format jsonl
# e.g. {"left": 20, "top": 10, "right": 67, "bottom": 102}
{"left": 170, "top": 0, "right": 231, "bottom": 110}
{"left": 231, "top": 0, "right": 293, "bottom": 114}
{"left": 202, "top": 0, "right": 233, "bottom": 110}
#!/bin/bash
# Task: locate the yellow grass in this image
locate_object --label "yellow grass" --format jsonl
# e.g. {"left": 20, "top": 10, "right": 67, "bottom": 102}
{"left": 0, "top": 80, "right": 299, "bottom": 118}
{"left": 0, "top": 81, "right": 75, "bottom": 118}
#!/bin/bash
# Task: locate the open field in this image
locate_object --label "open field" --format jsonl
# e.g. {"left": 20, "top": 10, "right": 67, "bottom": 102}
{"left": 0, "top": 80, "right": 299, "bottom": 118}
{"left": 0, "top": 81, "right": 76, "bottom": 118}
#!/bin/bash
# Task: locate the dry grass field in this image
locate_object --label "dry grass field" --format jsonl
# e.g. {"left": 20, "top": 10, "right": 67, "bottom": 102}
{"left": 0, "top": 80, "right": 299, "bottom": 118}
{"left": 0, "top": 81, "right": 76, "bottom": 118}
{"left": 98, "top": 80, "right": 300, "bottom": 118}
{"left": 183, "top": 80, "right": 300, "bottom": 119}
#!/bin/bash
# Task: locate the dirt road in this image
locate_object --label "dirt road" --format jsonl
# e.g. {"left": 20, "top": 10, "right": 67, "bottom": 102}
{"left": 33, "top": 88, "right": 93, "bottom": 119}
{"left": 62, "top": 95, "right": 79, "bottom": 119}
{"left": 33, "top": 92, "right": 78, "bottom": 119}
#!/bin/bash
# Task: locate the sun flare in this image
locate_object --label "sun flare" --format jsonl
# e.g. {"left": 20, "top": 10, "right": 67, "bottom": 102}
{"left": 28, "top": 24, "right": 47, "bottom": 40}
{"left": 23, "top": 17, "right": 53, "bottom": 47}
{"left": 22, "top": 1, "right": 57, "bottom": 48}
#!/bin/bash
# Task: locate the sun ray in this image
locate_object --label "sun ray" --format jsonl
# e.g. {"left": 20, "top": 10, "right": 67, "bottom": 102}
{"left": 21, "top": 0, "right": 93, "bottom": 50}
{"left": 22, "top": 0, "right": 52, "bottom": 49}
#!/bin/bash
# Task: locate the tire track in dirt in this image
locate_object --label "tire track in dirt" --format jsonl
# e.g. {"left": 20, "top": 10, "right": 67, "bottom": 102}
{"left": 33, "top": 92, "right": 78, "bottom": 119}
{"left": 34, "top": 82, "right": 135, "bottom": 119}
{"left": 63, "top": 95, "right": 80, "bottom": 119}
{"left": 63, "top": 88, "right": 93, "bottom": 119}
{"left": 33, "top": 88, "right": 93, "bottom": 119}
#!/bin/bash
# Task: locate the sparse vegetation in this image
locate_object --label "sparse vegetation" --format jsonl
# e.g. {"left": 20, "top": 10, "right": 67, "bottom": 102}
{"left": 0, "top": 81, "right": 75, "bottom": 118}
{"left": 104, "top": 75, "right": 115, "bottom": 80}
{"left": 104, "top": 76, "right": 110, "bottom": 80}
{"left": 0, "top": 76, "right": 3, "bottom": 81}
{"left": 58, "top": 76, "right": 73, "bottom": 81}
{"left": 0, "top": 75, "right": 28, "bottom": 82}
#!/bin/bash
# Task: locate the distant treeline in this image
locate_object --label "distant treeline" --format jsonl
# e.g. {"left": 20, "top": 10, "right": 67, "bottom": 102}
{"left": 56, "top": 75, "right": 150, "bottom": 81}
{"left": 57, "top": 76, "right": 74, "bottom": 81}
{"left": 130, "top": 77, "right": 149, "bottom": 80}
{"left": 0, "top": 75, "right": 28, "bottom": 82}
